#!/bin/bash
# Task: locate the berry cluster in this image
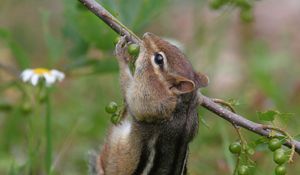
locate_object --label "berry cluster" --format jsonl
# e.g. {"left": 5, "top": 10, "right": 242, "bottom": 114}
{"left": 209, "top": 0, "right": 254, "bottom": 22}
{"left": 269, "top": 138, "right": 289, "bottom": 175}
{"left": 105, "top": 101, "right": 122, "bottom": 124}
{"left": 229, "top": 137, "right": 291, "bottom": 175}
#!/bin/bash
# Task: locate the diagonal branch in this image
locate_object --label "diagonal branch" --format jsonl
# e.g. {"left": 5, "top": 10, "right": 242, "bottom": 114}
{"left": 78, "top": 0, "right": 300, "bottom": 155}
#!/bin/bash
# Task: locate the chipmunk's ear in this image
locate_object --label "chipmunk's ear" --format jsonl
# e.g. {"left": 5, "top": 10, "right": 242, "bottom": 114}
{"left": 195, "top": 72, "right": 209, "bottom": 88}
{"left": 168, "top": 74, "right": 196, "bottom": 95}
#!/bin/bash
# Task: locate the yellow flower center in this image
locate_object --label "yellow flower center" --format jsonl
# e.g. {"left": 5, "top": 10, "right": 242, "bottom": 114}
{"left": 33, "top": 68, "right": 50, "bottom": 75}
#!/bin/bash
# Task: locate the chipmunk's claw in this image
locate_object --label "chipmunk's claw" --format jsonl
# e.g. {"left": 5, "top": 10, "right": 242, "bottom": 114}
{"left": 115, "top": 36, "right": 130, "bottom": 63}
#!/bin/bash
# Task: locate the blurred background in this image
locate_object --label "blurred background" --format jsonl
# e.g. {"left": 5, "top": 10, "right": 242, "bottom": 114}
{"left": 1, "top": 0, "right": 300, "bottom": 174}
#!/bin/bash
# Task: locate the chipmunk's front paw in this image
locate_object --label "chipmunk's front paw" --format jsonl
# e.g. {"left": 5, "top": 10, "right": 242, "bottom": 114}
{"left": 115, "top": 36, "right": 130, "bottom": 63}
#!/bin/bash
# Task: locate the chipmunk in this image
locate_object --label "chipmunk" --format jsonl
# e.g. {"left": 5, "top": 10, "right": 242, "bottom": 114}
{"left": 90, "top": 33, "right": 208, "bottom": 175}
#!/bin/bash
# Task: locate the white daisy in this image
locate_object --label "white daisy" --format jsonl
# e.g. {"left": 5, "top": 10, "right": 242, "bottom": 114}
{"left": 20, "top": 68, "right": 65, "bottom": 86}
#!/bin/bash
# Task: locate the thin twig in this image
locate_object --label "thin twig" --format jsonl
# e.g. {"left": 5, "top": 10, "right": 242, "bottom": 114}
{"left": 212, "top": 98, "right": 247, "bottom": 175}
{"left": 78, "top": 0, "right": 300, "bottom": 155}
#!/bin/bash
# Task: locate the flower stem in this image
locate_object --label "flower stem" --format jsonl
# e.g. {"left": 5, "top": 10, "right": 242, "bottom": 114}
{"left": 45, "top": 90, "right": 52, "bottom": 175}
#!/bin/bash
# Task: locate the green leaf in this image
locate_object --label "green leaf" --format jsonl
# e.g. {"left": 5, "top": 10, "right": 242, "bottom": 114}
{"left": 277, "top": 112, "right": 294, "bottom": 124}
{"left": 227, "top": 98, "right": 240, "bottom": 107}
{"left": 277, "top": 112, "right": 294, "bottom": 117}
{"left": 256, "top": 110, "right": 279, "bottom": 122}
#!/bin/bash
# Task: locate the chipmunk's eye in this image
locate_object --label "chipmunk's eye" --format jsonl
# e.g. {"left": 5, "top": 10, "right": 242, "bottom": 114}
{"left": 154, "top": 52, "right": 164, "bottom": 66}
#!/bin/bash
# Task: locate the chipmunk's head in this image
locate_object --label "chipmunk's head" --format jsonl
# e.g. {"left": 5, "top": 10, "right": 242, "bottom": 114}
{"left": 127, "top": 32, "right": 208, "bottom": 122}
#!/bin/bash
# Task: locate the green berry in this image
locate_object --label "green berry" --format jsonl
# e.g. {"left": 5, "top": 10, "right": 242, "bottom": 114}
{"left": 240, "top": 9, "right": 253, "bottom": 23}
{"left": 229, "top": 142, "right": 241, "bottom": 154}
{"left": 127, "top": 44, "right": 140, "bottom": 57}
{"left": 275, "top": 165, "right": 287, "bottom": 175}
{"left": 273, "top": 148, "right": 288, "bottom": 165}
{"left": 113, "top": 36, "right": 120, "bottom": 45}
{"left": 269, "top": 138, "right": 282, "bottom": 151}
{"left": 105, "top": 101, "right": 118, "bottom": 114}
{"left": 110, "top": 114, "right": 120, "bottom": 124}
{"left": 238, "top": 165, "right": 250, "bottom": 175}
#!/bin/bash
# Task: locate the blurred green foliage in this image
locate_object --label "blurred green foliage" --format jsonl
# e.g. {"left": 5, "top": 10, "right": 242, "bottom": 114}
{"left": 1, "top": 0, "right": 300, "bottom": 174}
{"left": 0, "top": 28, "right": 31, "bottom": 69}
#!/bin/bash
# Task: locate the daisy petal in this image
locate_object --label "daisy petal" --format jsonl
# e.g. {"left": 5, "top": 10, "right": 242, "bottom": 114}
{"left": 31, "top": 74, "right": 40, "bottom": 86}
{"left": 44, "top": 73, "right": 56, "bottom": 86}
{"left": 20, "top": 69, "right": 33, "bottom": 82}
{"left": 51, "top": 70, "right": 65, "bottom": 82}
